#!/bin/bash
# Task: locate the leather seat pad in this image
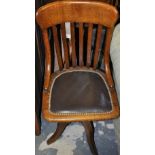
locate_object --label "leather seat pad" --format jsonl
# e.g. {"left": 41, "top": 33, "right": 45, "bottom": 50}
{"left": 50, "top": 71, "right": 112, "bottom": 113}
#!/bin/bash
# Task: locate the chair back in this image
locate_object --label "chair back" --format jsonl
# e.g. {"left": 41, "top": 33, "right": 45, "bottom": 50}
{"left": 36, "top": 1, "right": 118, "bottom": 90}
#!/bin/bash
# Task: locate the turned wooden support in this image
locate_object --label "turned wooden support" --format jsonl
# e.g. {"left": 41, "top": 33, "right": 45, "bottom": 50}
{"left": 47, "top": 121, "right": 98, "bottom": 155}
{"left": 82, "top": 121, "right": 98, "bottom": 155}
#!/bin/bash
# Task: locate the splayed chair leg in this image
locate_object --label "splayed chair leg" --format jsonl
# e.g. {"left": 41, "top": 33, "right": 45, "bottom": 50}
{"left": 82, "top": 121, "right": 98, "bottom": 155}
{"left": 47, "top": 122, "right": 70, "bottom": 145}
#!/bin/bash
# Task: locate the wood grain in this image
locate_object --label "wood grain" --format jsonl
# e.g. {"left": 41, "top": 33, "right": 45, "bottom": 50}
{"left": 36, "top": 1, "right": 118, "bottom": 29}
{"left": 61, "top": 23, "right": 70, "bottom": 68}
{"left": 86, "top": 23, "right": 93, "bottom": 67}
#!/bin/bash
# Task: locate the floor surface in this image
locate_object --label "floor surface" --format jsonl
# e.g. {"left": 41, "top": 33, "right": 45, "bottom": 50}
{"left": 35, "top": 118, "right": 119, "bottom": 155}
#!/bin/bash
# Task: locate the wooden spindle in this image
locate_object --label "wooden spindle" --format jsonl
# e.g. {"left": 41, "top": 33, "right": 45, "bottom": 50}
{"left": 86, "top": 23, "right": 93, "bottom": 67}
{"left": 61, "top": 23, "right": 70, "bottom": 68}
{"left": 93, "top": 24, "right": 102, "bottom": 69}
{"left": 70, "top": 23, "right": 77, "bottom": 67}
{"left": 52, "top": 25, "right": 63, "bottom": 70}
{"left": 79, "top": 23, "right": 84, "bottom": 66}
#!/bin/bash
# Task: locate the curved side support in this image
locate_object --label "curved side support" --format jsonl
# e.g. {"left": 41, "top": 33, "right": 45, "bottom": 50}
{"left": 104, "top": 27, "right": 115, "bottom": 88}
{"left": 42, "top": 29, "right": 51, "bottom": 90}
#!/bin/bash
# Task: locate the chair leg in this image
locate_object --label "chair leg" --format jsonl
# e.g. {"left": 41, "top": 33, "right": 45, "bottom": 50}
{"left": 82, "top": 121, "right": 98, "bottom": 155}
{"left": 47, "top": 122, "right": 70, "bottom": 145}
{"left": 35, "top": 113, "right": 41, "bottom": 136}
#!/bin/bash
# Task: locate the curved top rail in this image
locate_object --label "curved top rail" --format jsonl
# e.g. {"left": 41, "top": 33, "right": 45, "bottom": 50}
{"left": 36, "top": 1, "right": 118, "bottom": 29}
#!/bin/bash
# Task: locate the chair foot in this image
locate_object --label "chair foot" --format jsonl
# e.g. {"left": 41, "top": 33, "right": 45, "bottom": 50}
{"left": 81, "top": 121, "right": 98, "bottom": 155}
{"left": 47, "top": 122, "right": 70, "bottom": 145}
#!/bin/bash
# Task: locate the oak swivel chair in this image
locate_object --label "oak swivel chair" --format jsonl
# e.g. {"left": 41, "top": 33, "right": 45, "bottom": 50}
{"left": 36, "top": 1, "right": 119, "bottom": 154}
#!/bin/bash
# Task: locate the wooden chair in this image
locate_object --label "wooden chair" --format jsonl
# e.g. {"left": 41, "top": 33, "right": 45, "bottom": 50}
{"left": 36, "top": 1, "right": 119, "bottom": 154}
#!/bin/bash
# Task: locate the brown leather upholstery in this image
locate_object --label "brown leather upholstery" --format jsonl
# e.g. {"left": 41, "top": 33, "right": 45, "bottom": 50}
{"left": 50, "top": 71, "right": 112, "bottom": 113}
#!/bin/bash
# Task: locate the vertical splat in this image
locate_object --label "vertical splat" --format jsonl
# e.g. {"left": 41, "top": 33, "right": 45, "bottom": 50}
{"left": 52, "top": 25, "right": 63, "bottom": 70}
